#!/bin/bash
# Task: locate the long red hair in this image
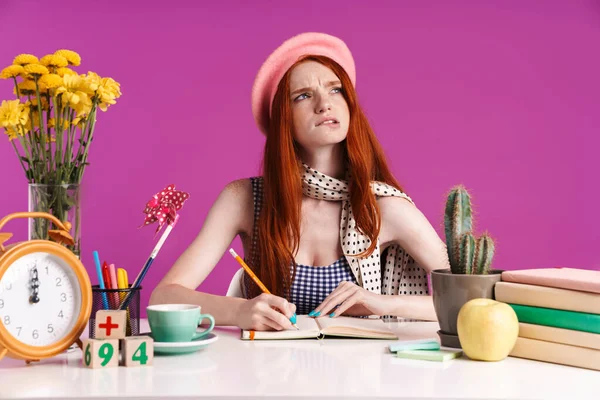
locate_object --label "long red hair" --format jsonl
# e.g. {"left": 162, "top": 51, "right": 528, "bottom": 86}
{"left": 247, "top": 55, "right": 405, "bottom": 299}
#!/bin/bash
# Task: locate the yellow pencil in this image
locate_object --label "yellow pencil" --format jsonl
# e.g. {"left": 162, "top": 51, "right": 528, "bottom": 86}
{"left": 228, "top": 248, "right": 299, "bottom": 330}
{"left": 117, "top": 268, "right": 132, "bottom": 336}
{"left": 117, "top": 268, "right": 127, "bottom": 301}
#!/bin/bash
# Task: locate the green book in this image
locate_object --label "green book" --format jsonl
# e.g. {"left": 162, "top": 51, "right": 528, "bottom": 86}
{"left": 508, "top": 303, "right": 600, "bottom": 334}
{"left": 396, "top": 349, "right": 463, "bottom": 362}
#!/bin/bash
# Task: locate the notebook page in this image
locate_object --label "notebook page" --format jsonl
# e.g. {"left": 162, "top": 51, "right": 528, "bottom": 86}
{"left": 316, "top": 316, "right": 397, "bottom": 338}
{"left": 294, "top": 314, "right": 321, "bottom": 331}
{"left": 241, "top": 315, "right": 320, "bottom": 340}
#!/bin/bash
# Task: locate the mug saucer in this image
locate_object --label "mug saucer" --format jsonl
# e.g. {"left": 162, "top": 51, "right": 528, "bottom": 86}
{"left": 139, "top": 332, "right": 218, "bottom": 355}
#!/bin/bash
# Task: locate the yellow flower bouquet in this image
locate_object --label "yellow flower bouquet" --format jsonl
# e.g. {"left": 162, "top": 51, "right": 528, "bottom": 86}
{"left": 1, "top": 50, "right": 121, "bottom": 256}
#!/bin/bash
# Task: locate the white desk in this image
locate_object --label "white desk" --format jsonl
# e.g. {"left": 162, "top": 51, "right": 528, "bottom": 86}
{"left": 0, "top": 318, "right": 597, "bottom": 400}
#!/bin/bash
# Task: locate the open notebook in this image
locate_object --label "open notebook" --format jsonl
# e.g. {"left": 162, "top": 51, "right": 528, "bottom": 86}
{"left": 241, "top": 315, "right": 399, "bottom": 340}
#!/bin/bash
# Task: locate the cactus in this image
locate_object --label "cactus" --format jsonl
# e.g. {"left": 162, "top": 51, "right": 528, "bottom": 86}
{"left": 444, "top": 185, "right": 495, "bottom": 274}
{"left": 444, "top": 185, "right": 473, "bottom": 270}
{"left": 455, "top": 232, "right": 475, "bottom": 274}
{"left": 473, "top": 234, "right": 495, "bottom": 274}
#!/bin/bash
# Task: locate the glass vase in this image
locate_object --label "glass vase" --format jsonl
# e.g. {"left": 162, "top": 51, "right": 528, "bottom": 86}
{"left": 28, "top": 183, "right": 82, "bottom": 258}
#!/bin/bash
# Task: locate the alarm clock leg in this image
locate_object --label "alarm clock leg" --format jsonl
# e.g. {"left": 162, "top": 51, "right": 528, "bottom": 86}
{"left": 76, "top": 338, "right": 83, "bottom": 350}
{"left": 0, "top": 347, "right": 7, "bottom": 361}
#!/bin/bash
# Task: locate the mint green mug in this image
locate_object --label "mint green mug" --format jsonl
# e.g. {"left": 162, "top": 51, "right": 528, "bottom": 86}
{"left": 146, "top": 304, "right": 215, "bottom": 343}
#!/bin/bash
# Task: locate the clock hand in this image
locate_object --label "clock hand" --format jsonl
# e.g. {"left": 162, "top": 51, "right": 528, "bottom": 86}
{"left": 29, "top": 264, "right": 40, "bottom": 304}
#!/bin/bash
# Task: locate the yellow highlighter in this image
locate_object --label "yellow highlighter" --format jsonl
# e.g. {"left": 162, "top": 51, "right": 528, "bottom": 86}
{"left": 117, "top": 268, "right": 131, "bottom": 335}
{"left": 117, "top": 268, "right": 128, "bottom": 296}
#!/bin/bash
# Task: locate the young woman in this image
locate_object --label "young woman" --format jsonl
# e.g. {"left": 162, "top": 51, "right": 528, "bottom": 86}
{"left": 149, "top": 32, "right": 450, "bottom": 331}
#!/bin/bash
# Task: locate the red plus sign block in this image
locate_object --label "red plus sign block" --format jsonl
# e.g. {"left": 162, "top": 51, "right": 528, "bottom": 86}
{"left": 99, "top": 316, "right": 119, "bottom": 335}
{"left": 95, "top": 310, "right": 127, "bottom": 339}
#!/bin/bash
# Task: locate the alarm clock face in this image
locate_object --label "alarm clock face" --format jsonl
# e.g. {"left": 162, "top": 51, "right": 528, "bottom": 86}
{"left": 0, "top": 251, "right": 82, "bottom": 347}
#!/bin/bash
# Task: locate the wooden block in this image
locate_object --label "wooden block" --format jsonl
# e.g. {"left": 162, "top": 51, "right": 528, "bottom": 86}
{"left": 121, "top": 336, "right": 154, "bottom": 367}
{"left": 82, "top": 338, "right": 119, "bottom": 369}
{"left": 95, "top": 310, "right": 127, "bottom": 340}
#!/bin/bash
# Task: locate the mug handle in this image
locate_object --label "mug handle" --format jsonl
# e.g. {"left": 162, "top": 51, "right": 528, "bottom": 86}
{"left": 192, "top": 313, "right": 215, "bottom": 340}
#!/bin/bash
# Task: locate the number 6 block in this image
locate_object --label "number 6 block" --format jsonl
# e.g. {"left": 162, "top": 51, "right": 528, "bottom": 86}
{"left": 121, "top": 336, "right": 154, "bottom": 367}
{"left": 82, "top": 338, "right": 119, "bottom": 368}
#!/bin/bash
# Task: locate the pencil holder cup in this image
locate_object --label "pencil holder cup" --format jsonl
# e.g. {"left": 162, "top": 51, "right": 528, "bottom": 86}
{"left": 89, "top": 285, "right": 142, "bottom": 338}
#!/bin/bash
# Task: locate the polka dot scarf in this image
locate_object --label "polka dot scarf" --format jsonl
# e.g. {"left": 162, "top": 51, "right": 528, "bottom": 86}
{"left": 301, "top": 163, "right": 430, "bottom": 296}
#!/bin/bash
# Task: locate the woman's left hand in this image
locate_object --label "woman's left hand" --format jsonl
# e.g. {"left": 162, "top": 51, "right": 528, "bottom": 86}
{"left": 311, "top": 281, "right": 390, "bottom": 317}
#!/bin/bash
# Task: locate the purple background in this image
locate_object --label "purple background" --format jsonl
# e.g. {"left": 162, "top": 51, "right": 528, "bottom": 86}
{"left": 1, "top": 1, "right": 599, "bottom": 317}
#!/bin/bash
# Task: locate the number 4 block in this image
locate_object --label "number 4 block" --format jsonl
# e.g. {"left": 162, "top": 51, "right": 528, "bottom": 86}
{"left": 121, "top": 336, "right": 154, "bottom": 367}
{"left": 82, "top": 338, "right": 119, "bottom": 369}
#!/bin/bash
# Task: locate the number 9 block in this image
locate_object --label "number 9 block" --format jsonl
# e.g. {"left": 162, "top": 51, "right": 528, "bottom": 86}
{"left": 82, "top": 338, "right": 119, "bottom": 368}
{"left": 121, "top": 336, "right": 154, "bottom": 367}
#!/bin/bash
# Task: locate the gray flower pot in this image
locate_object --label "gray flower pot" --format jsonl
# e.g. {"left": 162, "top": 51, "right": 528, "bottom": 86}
{"left": 430, "top": 268, "right": 503, "bottom": 348}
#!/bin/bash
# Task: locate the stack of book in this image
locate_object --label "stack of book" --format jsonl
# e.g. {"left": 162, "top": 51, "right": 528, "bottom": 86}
{"left": 495, "top": 267, "right": 600, "bottom": 371}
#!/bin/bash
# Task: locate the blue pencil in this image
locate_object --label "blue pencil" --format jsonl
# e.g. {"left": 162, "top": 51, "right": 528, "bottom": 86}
{"left": 92, "top": 250, "right": 110, "bottom": 309}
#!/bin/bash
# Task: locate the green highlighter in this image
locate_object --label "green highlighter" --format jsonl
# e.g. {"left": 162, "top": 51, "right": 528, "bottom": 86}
{"left": 396, "top": 349, "right": 463, "bottom": 362}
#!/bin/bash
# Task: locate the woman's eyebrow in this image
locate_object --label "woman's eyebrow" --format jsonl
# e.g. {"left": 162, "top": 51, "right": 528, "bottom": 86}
{"left": 290, "top": 80, "right": 341, "bottom": 96}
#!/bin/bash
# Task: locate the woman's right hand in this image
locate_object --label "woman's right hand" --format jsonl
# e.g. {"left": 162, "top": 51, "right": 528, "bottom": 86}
{"left": 235, "top": 293, "right": 297, "bottom": 331}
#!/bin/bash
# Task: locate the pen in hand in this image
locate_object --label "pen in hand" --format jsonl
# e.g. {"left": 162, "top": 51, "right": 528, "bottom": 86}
{"left": 229, "top": 248, "right": 299, "bottom": 330}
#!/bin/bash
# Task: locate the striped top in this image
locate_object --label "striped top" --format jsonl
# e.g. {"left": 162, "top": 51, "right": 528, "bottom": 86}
{"left": 243, "top": 177, "right": 358, "bottom": 315}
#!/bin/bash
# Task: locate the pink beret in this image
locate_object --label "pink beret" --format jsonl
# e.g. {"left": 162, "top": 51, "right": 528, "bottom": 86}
{"left": 251, "top": 32, "right": 356, "bottom": 135}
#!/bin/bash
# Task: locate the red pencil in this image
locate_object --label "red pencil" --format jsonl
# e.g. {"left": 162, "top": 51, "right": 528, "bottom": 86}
{"left": 102, "top": 262, "right": 113, "bottom": 308}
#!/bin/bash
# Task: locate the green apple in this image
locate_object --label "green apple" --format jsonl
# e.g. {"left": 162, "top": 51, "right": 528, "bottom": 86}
{"left": 457, "top": 298, "right": 519, "bottom": 361}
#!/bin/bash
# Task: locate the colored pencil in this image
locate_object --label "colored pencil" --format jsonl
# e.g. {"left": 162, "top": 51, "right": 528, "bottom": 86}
{"left": 120, "top": 215, "right": 180, "bottom": 310}
{"left": 108, "top": 264, "right": 120, "bottom": 309}
{"left": 92, "top": 250, "right": 109, "bottom": 310}
{"left": 228, "top": 248, "right": 299, "bottom": 330}
{"left": 116, "top": 267, "right": 132, "bottom": 335}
